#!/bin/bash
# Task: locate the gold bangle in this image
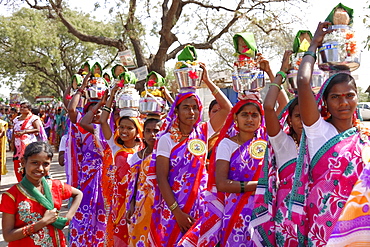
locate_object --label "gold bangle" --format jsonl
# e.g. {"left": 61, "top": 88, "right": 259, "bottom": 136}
{"left": 212, "top": 87, "right": 220, "bottom": 96}
{"left": 169, "top": 201, "right": 179, "bottom": 211}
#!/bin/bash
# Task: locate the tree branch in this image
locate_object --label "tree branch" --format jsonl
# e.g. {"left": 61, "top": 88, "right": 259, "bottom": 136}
{"left": 124, "top": 0, "right": 148, "bottom": 67}
{"left": 183, "top": 0, "right": 240, "bottom": 12}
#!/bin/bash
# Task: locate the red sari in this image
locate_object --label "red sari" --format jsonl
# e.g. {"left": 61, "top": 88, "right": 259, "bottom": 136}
{"left": 0, "top": 179, "right": 72, "bottom": 247}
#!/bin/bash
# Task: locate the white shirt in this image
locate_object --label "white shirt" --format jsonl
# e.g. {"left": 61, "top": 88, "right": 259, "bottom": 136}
{"left": 303, "top": 117, "right": 338, "bottom": 159}
{"left": 156, "top": 121, "right": 215, "bottom": 158}
{"left": 215, "top": 138, "right": 239, "bottom": 162}
{"left": 269, "top": 129, "right": 298, "bottom": 169}
{"left": 58, "top": 135, "right": 67, "bottom": 152}
{"left": 128, "top": 152, "right": 141, "bottom": 166}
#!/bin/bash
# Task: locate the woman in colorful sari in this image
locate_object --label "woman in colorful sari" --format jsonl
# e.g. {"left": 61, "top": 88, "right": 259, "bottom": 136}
{"left": 251, "top": 50, "right": 302, "bottom": 247}
{"left": 0, "top": 118, "right": 8, "bottom": 181}
{"left": 291, "top": 21, "right": 369, "bottom": 246}
{"left": 150, "top": 62, "right": 232, "bottom": 246}
{"left": 100, "top": 82, "right": 144, "bottom": 247}
{"left": 213, "top": 97, "right": 266, "bottom": 247}
{"left": 12, "top": 102, "right": 42, "bottom": 182}
{"left": 0, "top": 141, "right": 82, "bottom": 247}
{"left": 67, "top": 91, "right": 108, "bottom": 246}
{"left": 125, "top": 118, "right": 162, "bottom": 247}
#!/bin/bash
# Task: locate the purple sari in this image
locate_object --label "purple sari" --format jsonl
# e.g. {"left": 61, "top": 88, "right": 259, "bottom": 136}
{"left": 69, "top": 124, "right": 107, "bottom": 246}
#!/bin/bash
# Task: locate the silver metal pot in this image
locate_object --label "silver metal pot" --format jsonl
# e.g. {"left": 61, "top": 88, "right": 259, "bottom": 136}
{"left": 232, "top": 68, "right": 265, "bottom": 92}
{"left": 174, "top": 67, "right": 203, "bottom": 89}
{"left": 318, "top": 25, "right": 360, "bottom": 71}
{"left": 139, "top": 97, "right": 166, "bottom": 115}
{"left": 288, "top": 69, "right": 327, "bottom": 93}
{"left": 117, "top": 92, "right": 140, "bottom": 109}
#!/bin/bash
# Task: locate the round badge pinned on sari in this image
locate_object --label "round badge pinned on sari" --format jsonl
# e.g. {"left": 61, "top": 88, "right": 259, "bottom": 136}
{"left": 188, "top": 139, "right": 207, "bottom": 156}
{"left": 249, "top": 139, "right": 267, "bottom": 160}
{"left": 362, "top": 145, "right": 370, "bottom": 163}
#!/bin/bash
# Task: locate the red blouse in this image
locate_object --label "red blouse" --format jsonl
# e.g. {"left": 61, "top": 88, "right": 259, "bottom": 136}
{"left": 0, "top": 179, "right": 72, "bottom": 247}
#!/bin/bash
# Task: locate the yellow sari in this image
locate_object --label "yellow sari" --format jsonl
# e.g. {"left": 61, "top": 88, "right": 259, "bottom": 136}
{"left": 0, "top": 119, "right": 8, "bottom": 175}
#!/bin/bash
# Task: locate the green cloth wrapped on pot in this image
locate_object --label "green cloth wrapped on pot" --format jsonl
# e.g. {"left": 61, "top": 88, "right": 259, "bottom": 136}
{"left": 233, "top": 32, "right": 257, "bottom": 58}
{"left": 118, "top": 71, "right": 138, "bottom": 85}
{"left": 293, "top": 30, "right": 313, "bottom": 53}
{"left": 178, "top": 45, "right": 197, "bottom": 61}
{"left": 325, "top": 3, "right": 353, "bottom": 26}
{"left": 80, "top": 61, "right": 94, "bottom": 74}
{"left": 70, "top": 74, "right": 82, "bottom": 89}
{"left": 90, "top": 61, "right": 103, "bottom": 77}
{"left": 146, "top": 71, "right": 166, "bottom": 87}
{"left": 111, "top": 63, "right": 128, "bottom": 79}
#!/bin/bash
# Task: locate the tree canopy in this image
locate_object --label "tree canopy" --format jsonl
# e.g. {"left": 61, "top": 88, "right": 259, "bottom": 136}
{"left": 0, "top": 0, "right": 306, "bottom": 100}
{"left": 0, "top": 7, "right": 117, "bottom": 101}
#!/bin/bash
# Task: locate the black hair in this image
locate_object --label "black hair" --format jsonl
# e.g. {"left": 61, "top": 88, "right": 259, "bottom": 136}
{"left": 117, "top": 116, "right": 141, "bottom": 145}
{"left": 236, "top": 102, "right": 262, "bottom": 115}
{"left": 208, "top": 99, "right": 219, "bottom": 114}
{"left": 287, "top": 97, "right": 299, "bottom": 138}
{"left": 20, "top": 102, "right": 32, "bottom": 110}
{"left": 323, "top": 73, "right": 357, "bottom": 101}
{"left": 31, "top": 108, "right": 40, "bottom": 115}
{"left": 23, "top": 141, "right": 54, "bottom": 161}
{"left": 144, "top": 118, "right": 161, "bottom": 130}
{"left": 288, "top": 97, "right": 299, "bottom": 118}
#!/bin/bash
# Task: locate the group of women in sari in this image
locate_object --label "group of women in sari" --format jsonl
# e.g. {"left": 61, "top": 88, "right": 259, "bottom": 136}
{"left": 2, "top": 19, "right": 370, "bottom": 247}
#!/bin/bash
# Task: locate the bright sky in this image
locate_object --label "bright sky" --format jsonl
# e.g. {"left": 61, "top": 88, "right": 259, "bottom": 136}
{"left": 0, "top": 0, "right": 369, "bottom": 95}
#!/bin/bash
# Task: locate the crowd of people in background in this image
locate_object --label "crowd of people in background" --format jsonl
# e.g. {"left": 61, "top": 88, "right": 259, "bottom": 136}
{"left": 0, "top": 103, "right": 67, "bottom": 182}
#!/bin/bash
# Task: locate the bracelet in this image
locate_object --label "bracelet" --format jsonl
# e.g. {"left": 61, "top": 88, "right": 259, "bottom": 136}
{"left": 269, "top": 83, "right": 282, "bottom": 90}
{"left": 101, "top": 106, "right": 112, "bottom": 113}
{"left": 169, "top": 201, "right": 179, "bottom": 211}
{"left": 22, "top": 225, "right": 28, "bottom": 237}
{"left": 212, "top": 87, "right": 220, "bottom": 96}
{"left": 276, "top": 71, "right": 287, "bottom": 84}
{"left": 77, "top": 88, "right": 85, "bottom": 94}
{"left": 30, "top": 223, "right": 34, "bottom": 235}
{"left": 303, "top": 51, "right": 317, "bottom": 61}
{"left": 240, "top": 181, "right": 245, "bottom": 193}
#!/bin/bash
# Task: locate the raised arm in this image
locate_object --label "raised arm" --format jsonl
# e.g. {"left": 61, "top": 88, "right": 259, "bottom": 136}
{"left": 100, "top": 85, "right": 120, "bottom": 140}
{"left": 297, "top": 22, "right": 331, "bottom": 126}
{"left": 67, "top": 72, "right": 90, "bottom": 124}
{"left": 63, "top": 85, "right": 72, "bottom": 109}
{"left": 259, "top": 54, "right": 290, "bottom": 116}
{"left": 264, "top": 50, "right": 293, "bottom": 137}
{"left": 80, "top": 91, "right": 108, "bottom": 134}
{"left": 199, "top": 62, "right": 232, "bottom": 132}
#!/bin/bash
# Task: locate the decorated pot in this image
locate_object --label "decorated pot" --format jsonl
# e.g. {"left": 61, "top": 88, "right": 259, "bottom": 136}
{"left": 232, "top": 68, "right": 265, "bottom": 92}
{"left": 287, "top": 69, "right": 327, "bottom": 93}
{"left": 117, "top": 86, "right": 140, "bottom": 109}
{"left": 87, "top": 78, "right": 107, "bottom": 99}
{"left": 318, "top": 25, "right": 360, "bottom": 71}
{"left": 139, "top": 96, "right": 166, "bottom": 115}
{"left": 174, "top": 67, "right": 203, "bottom": 89}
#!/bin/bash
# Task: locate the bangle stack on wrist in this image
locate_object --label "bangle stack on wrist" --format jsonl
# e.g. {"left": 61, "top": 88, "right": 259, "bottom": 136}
{"left": 169, "top": 201, "right": 179, "bottom": 211}
{"left": 77, "top": 88, "right": 85, "bottom": 94}
{"left": 240, "top": 181, "right": 245, "bottom": 193}
{"left": 101, "top": 106, "right": 112, "bottom": 113}
{"left": 212, "top": 87, "right": 220, "bottom": 96}
{"left": 276, "top": 71, "right": 287, "bottom": 84}
{"left": 269, "top": 83, "right": 282, "bottom": 90}
{"left": 303, "top": 51, "right": 317, "bottom": 61}
{"left": 22, "top": 223, "right": 35, "bottom": 237}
